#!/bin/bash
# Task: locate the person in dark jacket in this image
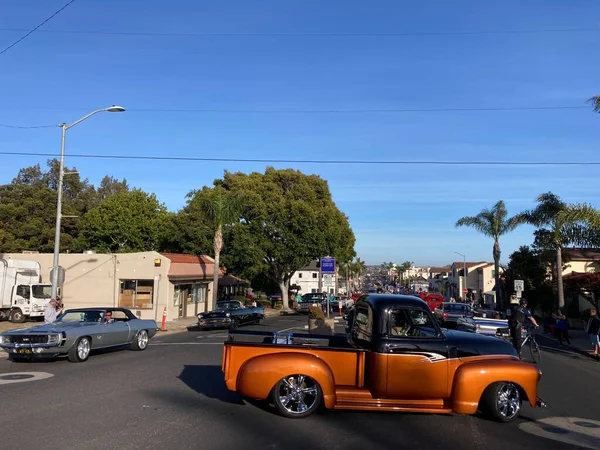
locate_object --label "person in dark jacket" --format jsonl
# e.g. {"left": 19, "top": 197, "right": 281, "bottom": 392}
{"left": 586, "top": 309, "right": 600, "bottom": 356}
{"left": 509, "top": 299, "right": 539, "bottom": 358}
{"left": 553, "top": 309, "right": 571, "bottom": 345}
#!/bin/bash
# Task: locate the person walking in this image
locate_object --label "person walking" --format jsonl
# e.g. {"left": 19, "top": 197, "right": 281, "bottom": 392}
{"left": 44, "top": 298, "right": 63, "bottom": 324}
{"left": 553, "top": 309, "right": 571, "bottom": 345}
{"left": 586, "top": 309, "right": 600, "bottom": 356}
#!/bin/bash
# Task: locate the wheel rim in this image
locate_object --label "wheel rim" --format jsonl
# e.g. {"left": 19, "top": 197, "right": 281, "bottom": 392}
{"left": 77, "top": 338, "right": 90, "bottom": 360}
{"left": 13, "top": 312, "right": 22, "bottom": 321}
{"left": 497, "top": 382, "right": 520, "bottom": 419}
{"left": 137, "top": 330, "right": 148, "bottom": 349}
{"left": 277, "top": 375, "right": 319, "bottom": 415}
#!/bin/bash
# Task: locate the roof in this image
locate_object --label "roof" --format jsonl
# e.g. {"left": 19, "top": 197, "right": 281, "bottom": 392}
{"left": 562, "top": 248, "right": 600, "bottom": 261}
{"left": 160, "top": 253, "right": 214, "bottom": 264}
{"left": 297, "top": 260, "right": 320, "bottom": 271}
{"left": 429, "top": 266, "right": 451, "bottom": 273}
{"left": 451, "top": 261, "right": 489, "bottom": 268}
{"left": 362, "top": 294, "right": 428, "bottom": 311}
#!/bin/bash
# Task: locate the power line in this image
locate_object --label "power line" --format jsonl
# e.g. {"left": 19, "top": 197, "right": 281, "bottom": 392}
{"left": 0, "top": 123, "right": 57, "bottom": 129}
{"left": 0, "top": 105, "right": 589, "bottom": 114}
{"left": 0, "top": 0, "right": 77, "bottom": 56}
{"left": 0, "top": 151, "right": 598, "bottom": 166}
{"left": 0, "top": 27, "right": 599, "bottom": 38}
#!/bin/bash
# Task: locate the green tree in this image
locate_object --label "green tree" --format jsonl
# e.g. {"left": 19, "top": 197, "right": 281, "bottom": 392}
{"left": 518, "top": 193, "right": 600, "bottom": 308}
{"left": 77, "top": 190, "right": 168, "bottom": 252}
{"left": 97, "top": 175, "right": 129, "bottom": 201}
{"left": 186, "top": 186, "right": 243, "bottom": 307}
{"left": 219, "top": 167, "right": 355, "bottom": 309}
{"left": 504, "top": 246, "right": 553, "bottom": 313}
{"left": 396, "top": 261, "right": 413, "bottom": 286}
{"left": 456, "top": 201, "right": 524, "bottom": 309}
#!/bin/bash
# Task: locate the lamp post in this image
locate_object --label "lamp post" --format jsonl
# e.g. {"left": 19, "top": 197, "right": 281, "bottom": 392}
{"left": 51, "top": 106, "right": 126, "bottom": 299}
{"left": 453, "top": 251, "right": 466, "bottom": 300}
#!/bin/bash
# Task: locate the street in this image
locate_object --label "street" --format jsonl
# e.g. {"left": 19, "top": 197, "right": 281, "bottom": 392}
{"left": 1, "top": 315, "right": 599, "bottom": 450}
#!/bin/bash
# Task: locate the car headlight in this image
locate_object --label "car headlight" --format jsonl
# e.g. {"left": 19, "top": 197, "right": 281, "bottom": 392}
{"left": 0, "top": 336, "right": 6, "bottom": 344}
{"left": 225, "top": 313, "right": 231, "bottom": 318}
{"left": 33, "top": 304, "right": 38, "bottom": 309}
{"left": 48, "top": 334, "right": 62, "bottom": 344}
{"left": 197, "top": 314, "right": 204, "bottom": 319}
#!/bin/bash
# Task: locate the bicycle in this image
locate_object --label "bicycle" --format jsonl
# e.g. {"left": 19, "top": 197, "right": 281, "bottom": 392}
{"left": 520, "top": 326, "right": 541, "bottom": 364}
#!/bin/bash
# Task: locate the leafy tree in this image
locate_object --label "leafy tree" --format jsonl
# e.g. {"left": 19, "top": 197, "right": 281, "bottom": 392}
{"left": 396, "top": 261, "right": 413, "bottom": 286}
{"left": 563, "top": 273, "right": 600, "bottom": 312}
{"left": 97, "top": 175, "right": 129, "bottom": 201}
{"left": 504, "top": 246, "right": 553, "bottom": 313}
{"left": 518, "top": 193, "right": 600, "bottom": 308}
{"left": 77, "top": 190, "right": 168, "bottom": 252}
{"left": 456, "top": 201, "right": 524, "bottom": 310}
{"left": 186, "top": 186, "right": 243, "bottom": 307}
{"left": 218, "top": 167, "right": 356, "bottom": 309}
{"left": 590, "top": 95, "right": 600, "bottom": 112}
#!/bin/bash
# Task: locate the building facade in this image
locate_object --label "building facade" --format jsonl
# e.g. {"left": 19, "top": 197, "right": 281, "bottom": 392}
{"left": 289, "top": 260, "right": 338, "bottom": 295}
{"left": 0, "top": 251, "right": 219, "bottom": 321}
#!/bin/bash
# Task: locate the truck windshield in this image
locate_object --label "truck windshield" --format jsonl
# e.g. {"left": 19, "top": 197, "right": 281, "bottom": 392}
{"left": 32, "top": 285, "right": 52, "bottom": 299}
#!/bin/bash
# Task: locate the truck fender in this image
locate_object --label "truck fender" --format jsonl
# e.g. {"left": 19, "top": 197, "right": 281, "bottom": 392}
{"left": 237, "top": 352, "right": 336, "bottom": 408}
{"left": 451, "top": 358, "right": 541, "bottom": 415}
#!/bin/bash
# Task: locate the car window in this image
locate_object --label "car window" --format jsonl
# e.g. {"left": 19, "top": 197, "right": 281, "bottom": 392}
{"left": 389, "top": 308, "right": 441, "bottom": 338}
{"left": 110, "top": 310, "right": 130, "bottom": 321}
{"left": 351, "top": 304, "right": 373, "bottom": 345}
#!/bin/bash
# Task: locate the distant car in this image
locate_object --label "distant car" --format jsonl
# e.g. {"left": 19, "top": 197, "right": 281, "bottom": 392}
{"left": 457, "top": 309, "right": 510, "bottom": 336}
{"left": 296, "top": 293, "right": 327, "bottom": 313}
{"left": 197, "top": 300, "right": 264, "bottom": 329}
{"left": 0, "top": 307, "right": 158, "bottom": 363}
{"left": 434, "top": 302, "right": 472, "bottom": 328}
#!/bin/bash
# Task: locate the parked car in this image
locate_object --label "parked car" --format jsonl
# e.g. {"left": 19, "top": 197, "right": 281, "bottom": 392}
{"left": 434, "top": 302, "right": 472, "bottom": 328}
{"left": 296, "top": 293, "right": 327, "bottom": 313}
{"left": 456, "top": 309, "right": 511, "bottom": 337}
{"left": 197, "top": 300, "right": 264, "bottom": 329}
{"left": 222, "top": 294, "right": 543, "bottom": 422}
{"left": 0, "top": 308, "right": 158, "bottom": 363}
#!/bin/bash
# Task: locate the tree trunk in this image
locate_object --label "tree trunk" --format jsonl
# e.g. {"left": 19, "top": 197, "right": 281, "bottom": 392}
{"left": 278, "top": 279, "right": 292, "bottom": 311}
{"left": 493, "top": 240, "right": 501, "bottom": 311}
{"left": 212, "top": 224, "right": 223, "bottom": 311}
{"left": 556, "top": 246, "right": 565, "bottom": 308}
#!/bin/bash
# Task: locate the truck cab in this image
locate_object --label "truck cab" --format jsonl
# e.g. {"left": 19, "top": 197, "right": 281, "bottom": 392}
{"left": 0, "top": 259, "right": 53, "bottom": 323}
{"left": 222, "top": 294, "right": 543, "bottom": 422}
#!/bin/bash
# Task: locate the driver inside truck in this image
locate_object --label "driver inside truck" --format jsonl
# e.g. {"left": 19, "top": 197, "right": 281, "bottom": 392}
{"left": 391, "top": 312, "right": 411, "bottom": 337}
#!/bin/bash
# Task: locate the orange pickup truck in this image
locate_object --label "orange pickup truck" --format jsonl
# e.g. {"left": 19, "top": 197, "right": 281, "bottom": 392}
{"left": 222, "top": 294, "right": 544, "bottom": 421}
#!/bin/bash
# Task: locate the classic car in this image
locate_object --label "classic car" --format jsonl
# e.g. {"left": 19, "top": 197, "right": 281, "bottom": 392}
{"left": 222, "top": 294, "right": 544, "bottom": 422}
{"left": 296, "top": 293, "right": 327, "bottom": 313}
{"left": 0, "top": 307, "right": 158, "bottom": 363}
{"left": 197, "top": 300, "right": 264, "bottom": 329}
{"left": 434, "top": 302, "right": 472, "bottom": 328}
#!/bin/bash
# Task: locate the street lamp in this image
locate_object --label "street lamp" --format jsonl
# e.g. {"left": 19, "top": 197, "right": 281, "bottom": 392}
{"left": 453, "top": 251, "right": 466, "bottom": 299}
{"left": 51, "top": 106, "right": 126, "bottom": 299}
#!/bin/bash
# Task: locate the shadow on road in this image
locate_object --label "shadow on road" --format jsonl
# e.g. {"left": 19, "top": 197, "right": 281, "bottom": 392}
{"left": 178, "top": 365, "right": 244, "bottom": 404}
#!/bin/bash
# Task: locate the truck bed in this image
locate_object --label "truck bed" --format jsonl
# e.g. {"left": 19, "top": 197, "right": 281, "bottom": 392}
{"left": 223, "top": 330, "right": 367, "bottom": 390}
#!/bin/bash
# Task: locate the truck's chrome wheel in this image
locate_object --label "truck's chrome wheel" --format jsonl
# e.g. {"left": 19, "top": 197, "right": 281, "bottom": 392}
{"left": 137, "top": 330, "right": 148, "bottom": 349}
{"left": 497, "top": 382, "right": 520, "bottom": 420}
{"left": 273, "top": 374, "right": 321, "bottom": 418}
{"left": 77, "top": 338, "right": 91, "bottom": 360}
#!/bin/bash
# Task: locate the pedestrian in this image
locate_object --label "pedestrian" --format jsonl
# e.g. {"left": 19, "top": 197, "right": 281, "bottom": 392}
{"left": 552, "top": 309, "right": 571, "bottom": 345}
{"left": 586, "top": 309, "right": 600, "bottom": 356}
{"left": 44, "top": 298, "right": 63, "bottom": 324}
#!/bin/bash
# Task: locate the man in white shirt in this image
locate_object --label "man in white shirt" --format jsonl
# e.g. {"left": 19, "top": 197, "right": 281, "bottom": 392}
{"left": 44, "top": 298, "right": 63, "bottom": 324}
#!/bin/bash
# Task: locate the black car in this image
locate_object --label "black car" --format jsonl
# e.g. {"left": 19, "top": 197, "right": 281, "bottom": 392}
{"left": 197, "top": 300, "right": 264, "bottom": 329}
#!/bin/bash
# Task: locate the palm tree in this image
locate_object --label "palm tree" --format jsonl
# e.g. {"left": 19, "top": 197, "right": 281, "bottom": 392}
{"left": 397, "top": 261, "right": 413, "bottom": 286}
{"left": 456, "top": 201, "right": 524, "bottom": 310}
{"left": 589, "top": 95, "right": 600, "bottom": 112}
{"left": 518, "top": 193, "right": 600, "bottom": 308}
{"left": 197, "top": 186, "right": 243, "bottom": 309}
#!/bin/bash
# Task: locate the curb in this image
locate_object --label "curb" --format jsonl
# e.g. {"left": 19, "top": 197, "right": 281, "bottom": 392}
{"left": 537, "top": 335, "right": 599, "bottom": 361}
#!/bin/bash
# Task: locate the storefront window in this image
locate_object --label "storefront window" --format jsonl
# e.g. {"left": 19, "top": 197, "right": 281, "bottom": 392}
{"left": 119, "top": 279, "right": 154, "bottom": 310}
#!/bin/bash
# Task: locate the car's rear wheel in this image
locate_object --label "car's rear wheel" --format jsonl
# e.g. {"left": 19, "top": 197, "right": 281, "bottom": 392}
{"left": 131, "top": 330, "right": 149, "bottom": 351}
{"left": 68, "top": 336, "right": 91, "bottom": 363}
{"left": 272, "top": 374, "right": 322, "bottom": 418}
{"left": 482, "top": 381, "right": 521, "bottom": 422}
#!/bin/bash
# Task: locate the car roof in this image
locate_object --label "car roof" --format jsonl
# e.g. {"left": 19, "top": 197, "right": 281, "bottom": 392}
{"left": 361, "top": 294, "right": 428, "bottom": 310}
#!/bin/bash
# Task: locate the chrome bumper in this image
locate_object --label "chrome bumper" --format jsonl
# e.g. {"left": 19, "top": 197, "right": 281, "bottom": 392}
{"left": 198, "top": 318, "right": 233, "bottom": 328}
{"left": 0, "top": 342, "right": 60, "bottom": 349}
{"left": 536, "top": 397, "right": 547, "bottom": 408}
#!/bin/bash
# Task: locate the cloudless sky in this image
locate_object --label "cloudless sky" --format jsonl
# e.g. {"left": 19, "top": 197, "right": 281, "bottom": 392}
{"left": 1, "top": 0, "right": 599, "bottom": 266}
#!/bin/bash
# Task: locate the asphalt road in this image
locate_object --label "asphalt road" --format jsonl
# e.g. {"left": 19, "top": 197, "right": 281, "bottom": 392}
{"left": 1, "top": 315, "right": 599, "bottom": 450}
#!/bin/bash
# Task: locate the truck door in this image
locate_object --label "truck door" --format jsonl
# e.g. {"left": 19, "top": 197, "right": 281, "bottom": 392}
{"left": 13, "top": 285, "right": 31, "bottom": 312}
{"left": 385, "top": 307, "right": 449, "bottom": 400}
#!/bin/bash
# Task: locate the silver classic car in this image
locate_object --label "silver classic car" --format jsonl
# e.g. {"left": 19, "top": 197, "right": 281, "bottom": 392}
{"left": 0, "top": 307, "right": 159, "bottom": 362}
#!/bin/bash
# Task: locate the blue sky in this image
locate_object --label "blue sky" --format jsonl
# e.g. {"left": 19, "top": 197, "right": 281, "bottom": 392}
{"left": 1, "top": 0, "right": 599, "bottom": 266}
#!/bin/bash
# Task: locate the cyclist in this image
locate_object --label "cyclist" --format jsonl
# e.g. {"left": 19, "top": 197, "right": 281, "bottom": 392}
{"left": 509, "top": 298, "right": 540, "bottom": 358}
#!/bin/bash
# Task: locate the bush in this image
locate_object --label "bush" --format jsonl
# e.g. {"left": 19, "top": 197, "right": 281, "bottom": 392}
{"left": 309, "top": 305, "right": 325, "bottom": 320}
{"left": 256, "top": 299, "right": 271, "bottom": 308}
{"left": 231, "top": 295, "right": 246, "bottom": 302}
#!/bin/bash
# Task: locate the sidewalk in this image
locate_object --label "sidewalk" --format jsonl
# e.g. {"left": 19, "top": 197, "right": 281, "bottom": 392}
{"left": 537, "top": 328, "right": 599, "bottom": 360}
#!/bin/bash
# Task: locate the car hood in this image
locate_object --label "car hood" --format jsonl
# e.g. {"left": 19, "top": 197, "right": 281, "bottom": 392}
{"left": 443, "top": 329, "right": 517, "bottom": 358}
{"left": 2, "top": 322, "right": 98, "bottom": 335}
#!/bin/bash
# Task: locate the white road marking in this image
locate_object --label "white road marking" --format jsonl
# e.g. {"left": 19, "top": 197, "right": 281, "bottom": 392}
{"left": 0, "top": 372, "right": 54, "bottom": 386}
{"left": 519, "top": 417, "right": 600, "bottom": 449}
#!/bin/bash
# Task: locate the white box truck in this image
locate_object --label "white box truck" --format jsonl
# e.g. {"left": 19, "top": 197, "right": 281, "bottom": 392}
{"left": 0, "top": 259, "right": 53, "bottom": 323}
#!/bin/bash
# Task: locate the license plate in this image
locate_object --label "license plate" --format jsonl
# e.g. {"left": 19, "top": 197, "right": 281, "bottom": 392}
{"left": 17, "top": 349, "right": 32, "bottom": 354}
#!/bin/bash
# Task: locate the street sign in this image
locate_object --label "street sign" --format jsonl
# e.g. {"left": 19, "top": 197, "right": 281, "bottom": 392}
{"left": 463, "top": 288, "right": 468, "bottom": 294}
{"left": 321, "top": 257, "right": 336, "bottom": 274}
{"left": 323, "top": 274, "right": 333, "bottom": 287}
{"left": 514, "top": 280, "right": 524, "bottom": 292}
{"left": 516, "top": 290, "right": 522, "bottom": 298}
{"left": 50, "top": 266, "right": 65, "bottom": 286}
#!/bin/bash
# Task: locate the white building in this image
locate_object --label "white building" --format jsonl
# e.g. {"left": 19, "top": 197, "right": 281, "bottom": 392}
{"left": 289, "top": 260, "right": 338, "bottom": 295}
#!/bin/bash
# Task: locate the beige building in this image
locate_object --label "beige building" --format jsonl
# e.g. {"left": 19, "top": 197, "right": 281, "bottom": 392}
{"left": 0, "top": 251, "right": 220, "bottom": 321}
{"left": 448, "top": 261, "right": 499, "bottom": 304}
{"left": 561, "top": 248, "right": 600, "bottom": 312}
